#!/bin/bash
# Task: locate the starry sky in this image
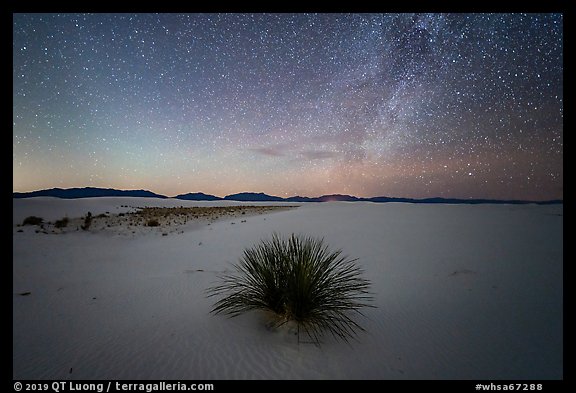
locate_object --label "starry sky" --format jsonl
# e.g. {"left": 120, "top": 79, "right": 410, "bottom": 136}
{"left": 13, "top": 13, "right": 563, "bottom": 200}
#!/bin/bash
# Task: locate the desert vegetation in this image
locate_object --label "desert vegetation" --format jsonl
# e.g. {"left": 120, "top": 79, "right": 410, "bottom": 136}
{"left": 146, "top": 219, "right": 160, "bottom": 227}
{"left": 81, "top": 212, "right": 93, "bottom": 230}
{"left": 22, "top": 216, "right": 43, "bottom": 226}
{"left": 54, "top": 217, "right": 69, "bottom": 228}
{"left": 208, "top": 233, "right": 373, "bottom": 344}
{"left": 18, "top": 206, "right": 297, "bottom": 237}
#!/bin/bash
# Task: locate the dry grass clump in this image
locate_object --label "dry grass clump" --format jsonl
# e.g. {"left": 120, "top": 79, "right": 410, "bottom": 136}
{"left": 146, "top": 219, "right": 160, "bottom": 227}
{"left": 54, "top": 217, "right": 69, "bottom": 228}
{"left": 22, "top": 216, "right": 43, "bottom": 226}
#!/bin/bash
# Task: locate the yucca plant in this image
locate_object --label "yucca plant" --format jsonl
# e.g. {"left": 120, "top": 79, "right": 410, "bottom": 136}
{"left": 207, "top": 233, "right": 373, "bottom": 345}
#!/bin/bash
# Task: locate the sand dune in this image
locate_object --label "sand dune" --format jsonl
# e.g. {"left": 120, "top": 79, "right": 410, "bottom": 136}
{"left": 13, "top": 197, "right": 563, "bottom": 379}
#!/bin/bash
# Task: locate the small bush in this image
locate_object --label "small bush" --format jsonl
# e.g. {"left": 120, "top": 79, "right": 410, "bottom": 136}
{"left": 54, "top": 217, "right": 69, "bottom": 228}
{"left": 22, "top": 216, "right": 43, "bottom": 226}
{"left": 208, "top": 233, "right": 374, "bottom": 344}
{"left": 81, "top": 212, "right": 92, "bottom": 230}
{"left": 147, "top": 219, "right": 160, "bottom": 227}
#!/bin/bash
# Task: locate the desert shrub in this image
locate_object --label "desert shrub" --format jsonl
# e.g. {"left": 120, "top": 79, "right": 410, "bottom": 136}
{"left": 147, "top": 219, "right": 160, "bottom": 227}
{"left": 22, "top": 216, "right": 43, "bottom": 226}
{"left": 208, "top": 233, "right": 373, "bottom": 344}
{"left": 54, "top": 217, "right": 69, "bottom": 228}
{"left": 81, "top": 212, "right": 92, "bottom": 230}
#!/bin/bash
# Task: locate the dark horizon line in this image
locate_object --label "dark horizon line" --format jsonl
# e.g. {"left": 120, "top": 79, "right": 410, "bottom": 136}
{"left": 12, "top": 186, "right": 563, "bottom": 205}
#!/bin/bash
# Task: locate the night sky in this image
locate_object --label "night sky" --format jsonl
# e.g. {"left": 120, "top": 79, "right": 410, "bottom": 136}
{"left": 13, "top": 13, "right": 563, "bottom": 200}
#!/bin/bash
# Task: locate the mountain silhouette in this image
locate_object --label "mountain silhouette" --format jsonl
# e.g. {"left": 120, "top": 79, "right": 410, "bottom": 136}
{"left": 284, "top": 195, "right": 320, "bottom": 202}
{"left": 13, "top": 187, "right": 168, "bottom": 199}
{"left": 223, "top": 192, "right": 284, "bottom": 202}
{"left": 174, "top": 192, "right": 222, "bottom": 201}
{"left": 12, "top": 187, "right": 562, "bottom": 205}
{"left": 317, "top": 194, "right": 361, "bottom": 202}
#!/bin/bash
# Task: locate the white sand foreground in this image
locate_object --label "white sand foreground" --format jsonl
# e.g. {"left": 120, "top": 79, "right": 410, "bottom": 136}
{"left": 13, "top": 197, "right": 563, "bottom": 379}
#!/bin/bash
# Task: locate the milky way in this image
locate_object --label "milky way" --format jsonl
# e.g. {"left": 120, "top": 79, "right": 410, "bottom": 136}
{"left": 13, "top": 13, "right": 563, "bottom": 200}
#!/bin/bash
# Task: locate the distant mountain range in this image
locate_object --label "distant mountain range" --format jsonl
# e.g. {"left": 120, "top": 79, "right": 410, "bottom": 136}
{"left": 173, "top": 192, "right": 222, "bottom": 201}
{"left": 12, "top": 187, "right": 168, "bottom": 199}
{"left": 224, "top": 192, "right": 284, "bottom": 202}
{"left": 12, "top": 187, "right": 563, "bottom": 205}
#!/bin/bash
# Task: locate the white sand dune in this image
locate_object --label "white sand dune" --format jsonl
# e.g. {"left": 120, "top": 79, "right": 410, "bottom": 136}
{"left": 13, "top": 197, "right": 563, "bottom": 379}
